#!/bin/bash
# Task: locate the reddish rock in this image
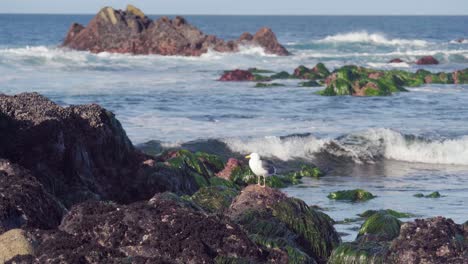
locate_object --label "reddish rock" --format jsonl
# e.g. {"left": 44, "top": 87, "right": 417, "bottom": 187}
{"left": 388, "top": 217, "right": 468, "bottom": 264}
{"left": 216, "top": 158, "right": 241, "bottom": 180}
{"left": 389, "top": 58, "right": 404, "bottom": 63}
{"left": 62, "top": 6, "right": 289, "bottom": 56}
{"left": 416, "top": 56, "right": 439, "bottom": 65}
{"left": 219, "top": 69, "right": 255, "bottom": 81}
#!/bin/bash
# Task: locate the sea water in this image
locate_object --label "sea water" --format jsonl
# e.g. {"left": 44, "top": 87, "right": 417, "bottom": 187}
{"left": 0, "top": 14, "right": 467, "bottom": 240}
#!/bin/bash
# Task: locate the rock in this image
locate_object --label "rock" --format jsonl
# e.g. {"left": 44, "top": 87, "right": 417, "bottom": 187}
{"left": 388, "top": 217, "right": 467, "bottom": 264}
{"left": 0, "top": 93, "right": 199, "bottom": 207}
{"left": 219, "top": 69, "right": 271, "bottom": 82}
{"left": 294, "top": 63, "right": 330, "bottom": 80}
{"left": 62, "top": 6, "right": 289, "bottom": 56}
{"left": 358, "top": 209, "right": 413, "bottom": 219}
{"left": 357, "top": 211, "right": 402, "bottom": 241}
{"left": 389, "top": 58, "right": 404, "bottom": 63}
{"left": 270, "top": 71, "right": 292, "bottom": 79}
{"left": 328, "top": 241, "right": 388, "bottom": 264}
{"left": 228, "top": 185, "right": 340, "bottom": 263}
{"left": 455, "top": 38, "right": 465, "bottom": 43}
{"left": 254, "top": 82, "right": 285, "bottom": 88}
{"left": 216, "top": 158, "right": 240, "bottom": 180}
{"left": 190, "top": 186, "right": 239, "bottom": 213}
{"left": 0, "top": 160, "right": 65, "bottom": 233}
{"left": 414, "top": 191, "right": 442, "bottom": 198}
{"left": 52, "top": 193, "right": 278, "bottom": 263}
{"left": 327, "top": 189, "right": 375, "bottom": 202}
{"left": 0, "top": 229, "right": 35, "bottom": 263}
{"left": 319, "top": 65, "right": 408, "bottom": 96}
{"left": 416, "top": 56, "right": 439, "bottom": 65}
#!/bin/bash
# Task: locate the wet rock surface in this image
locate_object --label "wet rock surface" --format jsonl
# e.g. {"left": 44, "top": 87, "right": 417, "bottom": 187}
{"left": 63, "top": 5, "right": 289, "bottom": 56}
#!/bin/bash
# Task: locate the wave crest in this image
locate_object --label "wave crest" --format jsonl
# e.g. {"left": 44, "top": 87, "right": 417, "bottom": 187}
{"left": 224, "top": 129, "right": 468, "bottom": 165}
{"left": 317, "top": 31, "right": 428, "bottom": 47}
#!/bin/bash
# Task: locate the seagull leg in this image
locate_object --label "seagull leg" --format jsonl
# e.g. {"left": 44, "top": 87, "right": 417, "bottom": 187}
{"left": 262, "top": 176, "right": 266, "bottom": 188}
{"left": 257, "top": 175, "right": 260, "bottom": 186}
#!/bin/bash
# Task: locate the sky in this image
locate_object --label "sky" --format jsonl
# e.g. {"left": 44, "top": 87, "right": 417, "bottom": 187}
{"left": 1, "top": 0, "right": 467, "bottom": 15}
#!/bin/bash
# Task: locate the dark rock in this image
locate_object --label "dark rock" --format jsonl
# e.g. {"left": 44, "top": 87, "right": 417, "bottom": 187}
{"left": 63, "top": 6, "right": 289, "bottom": 56}
{"left": 219, "top": 69, "right": 271, "bottom": 82}
{"left": 50, "top": 193, "right": 278, "bottom": 263}
{"left": 388, "top": 217, "right": 468, "bottom": 264}
{"left": 0, "top": 93, "right": 199, "bottom": 207}
{"left": 416, "top": 56, "right": 439, "bottom": 65}
{"left": 0, "top": 160, "right": 65, "bottom": 233}
{"left": 389, "top": 58, "right": 404, "bottom": 63}
{"left": 293, "top": 63, "right": 330, "bottom": 80}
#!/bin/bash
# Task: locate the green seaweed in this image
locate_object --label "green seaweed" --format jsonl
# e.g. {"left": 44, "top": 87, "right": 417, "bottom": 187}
{"left": 414, "top": 191, "right": 442, "bottom": 198}
{"left": 255, "top": 82, "right": 285, "bottom": 88}
{"left": 359, "top": 209, "right": 413, "bottom": 219}
{"left": 299, "top": 80, "right": 320, "bottom": 87}
{"left": 328, "top": 241, "right": 388, "bottom": 264}
{"left": 358, "top": 212, "right": 401, "bottom": 240}
{"left": 328, "top": 189, "right": 376, "bottom": 202}
{"left": 270, "top": 71, "right": 292, "bottom": 79}
{"left": 190, "top": 186, "right": 239, "bottom": 213}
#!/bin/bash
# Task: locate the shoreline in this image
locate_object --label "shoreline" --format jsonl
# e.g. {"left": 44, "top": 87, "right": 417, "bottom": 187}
{"left": 0, "top": 92, "right": 466, "bottom": 263}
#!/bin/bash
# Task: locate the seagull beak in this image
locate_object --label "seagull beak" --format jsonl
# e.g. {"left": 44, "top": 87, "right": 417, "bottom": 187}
{"left": 245, "top": 155, "right": 251, "bottom": 159}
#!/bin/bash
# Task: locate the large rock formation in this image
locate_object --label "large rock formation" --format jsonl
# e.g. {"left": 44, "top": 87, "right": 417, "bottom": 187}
{"left": 0, "top": 93, "right": 199, "bottom": 207}
{"left": 63, "top": 5, "right": 289, "bottom": 56}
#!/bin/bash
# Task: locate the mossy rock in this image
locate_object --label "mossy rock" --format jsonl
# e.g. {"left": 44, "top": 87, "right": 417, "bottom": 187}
{"left": 359, "top": 209, "right": 413, "bottom": 219}
{"left": 209, "top": 177, "right": 239, "bottom": 189}
{"left": 294, "top": 63, "right": 330, "bottom": 80}
{"left": 358, "top": 212, "right": 401, "bottom": 240}
{"left": 190, "top": 186, "right": 239, "bottom": 213}
{"left": 328, "top": 241, "right": 388, "bottom": 264}
{"left": 271, "top": 198, "right": 341, "bottom": 263}
{"left": 164, "top": 150, "right": 223, "bottom": 178}
{"left": 328, "top": 189, "right": 375, "bottom": 202}
{"left": 299, "top": 80, "right": 320, "bottom": 87}
{"left": 255, "top": 82, "right": 285, "bottom": 88}
{"left": 414, "top": 191, "right": 442, "bottom": 198}
{"left": 294, "top": 165, "right": 324, "bottom": 178}
{"left": 248, "top": 68, "right": 274, "bottom": 74}
{"left": 270, "top": 71, "right": 293, "bottom": 79}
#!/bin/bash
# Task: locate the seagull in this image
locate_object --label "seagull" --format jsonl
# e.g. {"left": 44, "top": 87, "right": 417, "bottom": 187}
{"left": 245, "top": 153, "right": 276, "bottom": 187}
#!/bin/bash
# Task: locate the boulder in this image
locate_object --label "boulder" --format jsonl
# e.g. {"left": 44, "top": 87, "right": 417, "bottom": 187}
{"left": 327, "top": 189, "right": 376, "bottom": 202}
{"left": 0, "top": 93, "right": 199, "bottom": 207}
{"left": 389, "top": 58, "right": 404, "bottom": 63}
{"left": 52, "top": 193, "right": 278, "bottom": 263}
{"left": 0, "top": 160, "right": 65, "bottom": 233}
{"left": 62, "top": 6, "right": 289, "bottom": 56}
{"left": 293, "top": 63, "right": 330, "bottom": 80}
{"left": 0, "top": 229, "right": 35, "bottom": 263}
{"left": 228, "top": 185, "right": 340, "bottom": 263}
{"left": 416, "top": 56, "right": 439, "bottom": 65}
{"left": 219, "top": 69, "right": 271, "bottom": 82}
{"left": 388, "top": 217, "right": 467, "bottom": 264}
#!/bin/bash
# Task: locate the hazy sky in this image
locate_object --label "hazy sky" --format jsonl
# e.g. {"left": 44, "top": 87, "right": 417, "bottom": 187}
{"left": 2, "top": 0, "right": 467, "bottom": 15}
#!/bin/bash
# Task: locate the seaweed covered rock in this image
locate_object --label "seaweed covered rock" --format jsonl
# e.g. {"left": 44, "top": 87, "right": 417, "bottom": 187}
{"left": 190, "top": 186, "right": 239, "bottom": 213}
{"left": 228, "top": 185, "right": 340, "bottom": 263}
{"left": 219, "top": 69, "right": 271, "bottom": 82}
{"left": 328, "top": 241, "right": 388, "bottom": 264}
{"left": 63, "top": 6, "right": 289, "bottom": 56}
{"left": 416, "top": 56, "right": 439, "bottom": 65}
{"left": 0, "top": 93, "right": 199, "bottom": 207}
{"left": 45, "top": 193, "right": 278, "bottom": 263}
{"left": 255, "top": 82, "right": 285, "bottom": 88}
{"left": 388, "top": 217, "right": 468, "bottom": 264}
{"left": 414, "top": 191, "right": 442, "bottom": 198}
{"left": 0, "top": 160, "right": 65, "bottom": 233}
{"left": 319, "top": 65, "right": 407, "bottom": 96}
{"left": 358, "top": 209, "right": 413, "bottom": 219}
{"left": 358, "top": 212, "right": 402, "bottom": 241}
{"left": 294, "top": 63, "right": 330, "bottom": 80}
{"left": 327, "top": 189, "right": 375, "bottom": 202}
{"left": 270, "top": 71, "right": 293, "bottom": 79}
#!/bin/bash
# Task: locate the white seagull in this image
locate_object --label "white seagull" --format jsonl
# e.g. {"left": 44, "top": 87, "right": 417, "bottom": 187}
{"left": 245, "top": 153, "right": 276, "bottom": 187}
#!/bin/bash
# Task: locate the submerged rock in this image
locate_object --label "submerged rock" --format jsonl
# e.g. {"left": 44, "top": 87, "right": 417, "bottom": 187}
{"left": 414, "top": 191, "right": 442, "bottom": 198}
{"left": 294, "top": 63, "right": 330, "bottom": 80}
{"left": 327, "top": 189, "right": 376, "bottom": 202}
{"left": 389, "top": 58, "right": 404, "bottom": 63}
{"left": 63, "top": 5, "right": 289, "bottom": 56}
{"left": 388, "top": 217, "right": 468, "bottom": 264}
{"left": 416, "top": 56, "right": 439, "bottom": 65}
{"left": 255, "top": 82, "right": 285, "bottom": 88}
{"left": 219, "top": 69, "right": 271, "bottom": 82}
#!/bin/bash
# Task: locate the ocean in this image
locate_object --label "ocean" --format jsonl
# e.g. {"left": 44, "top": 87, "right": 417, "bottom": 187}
{"left": 1, "top": 14, "right": 467, "bottom": 240}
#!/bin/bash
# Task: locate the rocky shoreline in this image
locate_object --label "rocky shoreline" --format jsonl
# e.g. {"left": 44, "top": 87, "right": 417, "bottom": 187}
{"left": 220, "top": 63, "right": 468, "bottom": 96}
{"left": 62, "top": 5, "right": 289, "bottom": 56}
{"left": 0, "top": 92, "right": 466, "bottom": 263}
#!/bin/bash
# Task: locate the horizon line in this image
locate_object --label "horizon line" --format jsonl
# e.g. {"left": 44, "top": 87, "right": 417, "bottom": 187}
{"left": 0, "top": 12, "right": 467, "bottom": 16}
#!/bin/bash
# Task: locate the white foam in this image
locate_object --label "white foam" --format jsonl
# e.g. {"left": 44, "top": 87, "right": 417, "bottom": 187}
{"left": 317, "top": 31, "right": 428, "bottom": 47}
{"left": 223, "top": 135, "right": 326, "bottom": 161}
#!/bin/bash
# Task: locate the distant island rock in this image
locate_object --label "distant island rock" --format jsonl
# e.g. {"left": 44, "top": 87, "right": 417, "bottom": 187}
{"left": 62, "top": 5, "right": 289, "bottom": 56}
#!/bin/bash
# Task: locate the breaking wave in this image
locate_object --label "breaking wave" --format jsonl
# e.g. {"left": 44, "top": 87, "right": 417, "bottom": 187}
{"left": 317, "top": 31, "right": 428, "bottom": 47}
{"left": 224, "top": 128, "right": 468, "bottom": 165}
